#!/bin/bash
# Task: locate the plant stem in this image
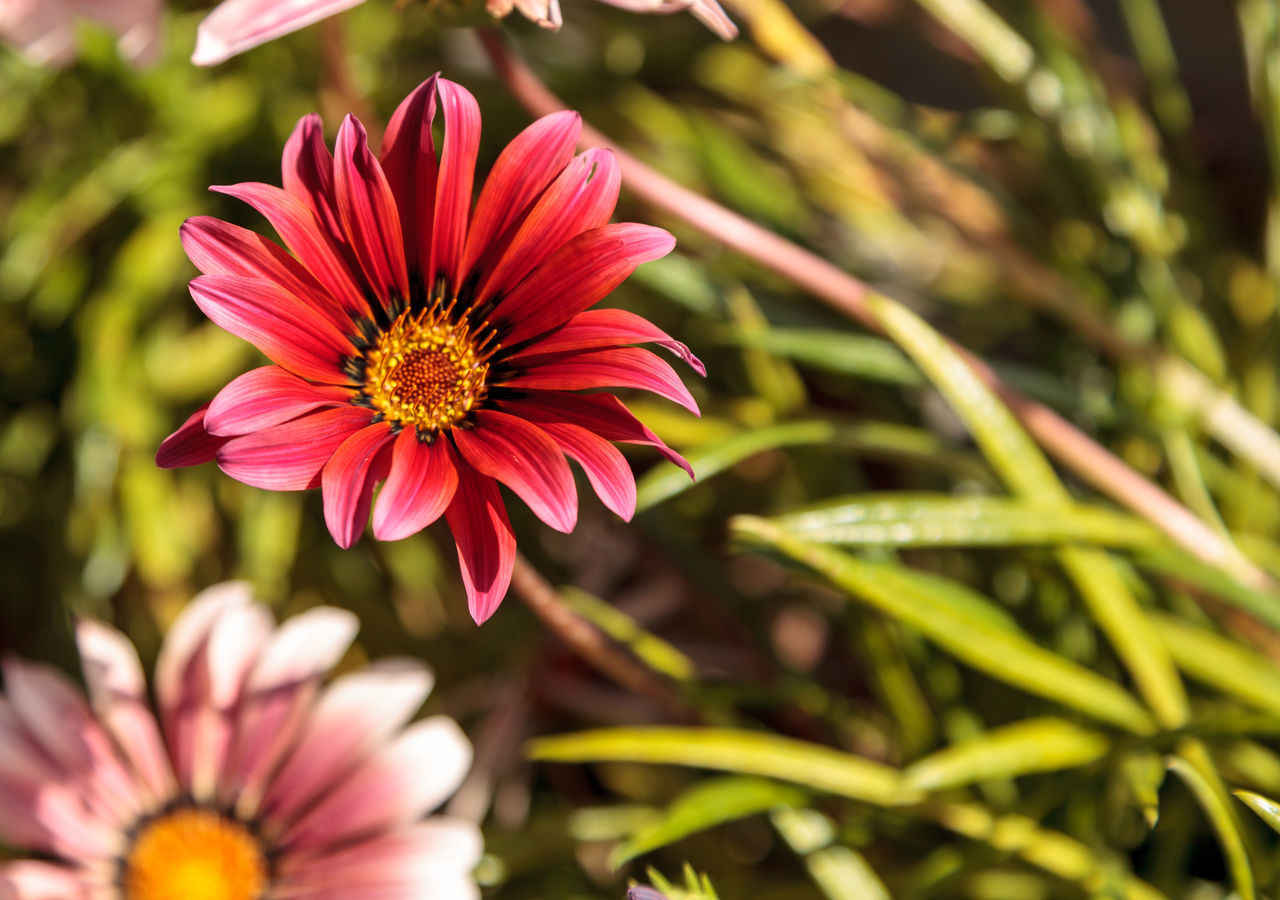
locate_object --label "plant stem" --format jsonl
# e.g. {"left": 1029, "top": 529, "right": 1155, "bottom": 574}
{"left": 479, "top": 30, "right": 1273, "bottom": 593}
{"left": 509, "top": 552, "right": 689, "bottom": 715}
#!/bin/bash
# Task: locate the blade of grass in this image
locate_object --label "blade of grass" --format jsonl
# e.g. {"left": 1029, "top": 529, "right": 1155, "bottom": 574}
{"left": 1166, "top": 755, "right": 1256, "bottom": 900}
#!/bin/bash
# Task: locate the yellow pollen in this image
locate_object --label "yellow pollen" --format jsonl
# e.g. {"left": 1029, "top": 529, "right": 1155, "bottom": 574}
{"left": 123, "top": 808, "right": 267, "bottom": 900}
{"left": 363, "top": 307, "right": 490, "bottom": 432}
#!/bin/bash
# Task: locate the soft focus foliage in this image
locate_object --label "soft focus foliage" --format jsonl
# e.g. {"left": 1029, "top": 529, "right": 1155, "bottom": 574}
{"left": 5, "top": 0, "right": 1280, "bottom": 898}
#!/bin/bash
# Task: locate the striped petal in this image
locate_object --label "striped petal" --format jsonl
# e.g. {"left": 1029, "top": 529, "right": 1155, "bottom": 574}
{"left": 379, "top": 76, "right": 439, "bottom": 277}
{"left": 372, "top": 429, "right": 459, "bottom": 541}
{"left": 333, "top": 115, "right": 409, "bottom": 307}
{"left": 321, "top": 422, "right": 396, "bottom": 548}
{"left": 429, "top": 79, "right": 481, "bottom": 293}
{"left": 156, "top": 403, "right": 228, "bottom": 469}
{"left": 206, "top": 366, "right": 351, "bottom": 437}
{"left": 444, "top": 469, "right": 516, "bottom": 624}
{"left": 452, "top": 410, "right": 577, "bottom": 533}
{"left": 536, "top": 420, "right": 636, "bottom": 520}
{"left": 501, "top": 347, "right": 700, "bottom": 414}
{"left": 216, "top": 405, "right": 374, "bottom": 490}
{"left": 489, "top": 223, "right": 675, "bottom": 347}
{"left": 193, "top": 0, "right": 366, "bottom": 66}
{"left": 508, "top": 307, "right": 705, "bottom": 375}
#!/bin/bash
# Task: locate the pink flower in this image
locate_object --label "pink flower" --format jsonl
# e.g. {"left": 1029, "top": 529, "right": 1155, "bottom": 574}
{"left": 191, "top": 0, "right": 734, "bottom": 66}
{"left": 157, "top": 75, "right": 701, "bottom": 623}
{"left": 0, "top": 582, "right": 480, "bottom": 900}
{"left": 0, "top": 0, "right": 162, "bottom": 66}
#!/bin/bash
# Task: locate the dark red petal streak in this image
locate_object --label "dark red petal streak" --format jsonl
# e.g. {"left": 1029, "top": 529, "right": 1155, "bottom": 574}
{"left": 489, "top": 224, "right": 675, "bottom": 347}
{"left": 429, "top": 79, "right": 481, "bottom": 292}
{"left": 537, "top": 421, "right": 636, "bottom": 521}
{"left": 282, "top": 114, "right": 343, "bottom": 244}
{"left": 452, "top": 410, "right": 577, "bottom": 533}
{"left": 379, "top": 76, "right": 439, "bottom": 275}
{"left": 189, "top": 275, "right": 353, "bottom": 384}
{"left": 180, "top": 217, "right": 349, "bottom": 334}
{"left": 501, "top": 391, "right": 693, "bottom": 478}
{"left": 333, "top": 116, "right": 410, "bottom": 307}
{"left": 322, "top": 423, "right": 396, "bottom": 549}
{"left": 444, "top": 468, "right": 515, "bottom": 625}
{"left": 460, "top": 110, "right": 581, "bottom": 284}
{"left": 156, "top": 404, "right": 229, "bottom": 469}
{"left": 217, "top": 406, "right": 375, "bottom": 491}
{"left": 509, "top": 308, "right": 706, "bottom": 376}
{"left": 475, "top": 147, "right": 619, "bottom": 303}
{"left": 206, "top": 366, "right": 352, "bottom": 437}
{"left": 502, "top": 347, "right": 700, "bottom": 415}
{"left": 214, "top": 183, "right": 367, "bottom": 318}
{"left": 372, "top": 429, "right": 459, "bottom": 541}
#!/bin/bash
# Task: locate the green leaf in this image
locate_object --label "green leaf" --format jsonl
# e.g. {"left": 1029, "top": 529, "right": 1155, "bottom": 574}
{"left": 527, "top": 727, "right": 909, "bottom": 806}
{"left": 1235, "top": 790, "right": 1280, "bottom": 836}
{"left": 901, "top": 718, "right": 1109, "bottom": 792}
{"left": 767, "top": 493, "right": 1166, "bottom": 549}
{"left": 611, "top": 776, "right": 805, "bottom": 866}
{"left": 559, "top": 587, "right": 697, "bottom": 683}
{"left": 1151, "top": 613, "right": 1280, "bottom": 718}
{"left": 1166, "top": 755, "right": 1256, "bottom": 900}
{"left": 733, "top": 517, "right": 1156, "bottom": 733}
{"left": 773, "top": 808, "right": 890, "bottom": 900}
{"left": 724, "top": 328, "right": 923, "bottom": 385}
{"left": 1138, "top": 550, "right": 1280, "bottom": 632}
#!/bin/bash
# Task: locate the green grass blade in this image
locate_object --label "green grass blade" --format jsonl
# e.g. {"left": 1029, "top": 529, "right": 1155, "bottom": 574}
{"left": 733, "top": 517, "right": 1155, "bottom": 733}
{"left": 1165, "top": 755, "right": 1256, "bottom": 900}
{"left": 1151, "top": 613, "right": 1280, "bottom": 718}
{"left": 559, "top": 587, "right": 697, "bottom": 683}
{"left": 901, "top": 718, "right": 1109, "bottom": 792}
{"left": 528, "top": 727, "right": 909, "bottom": 806}
{"left": 1235, "top": 790, "right": 1280, "bottom": 837}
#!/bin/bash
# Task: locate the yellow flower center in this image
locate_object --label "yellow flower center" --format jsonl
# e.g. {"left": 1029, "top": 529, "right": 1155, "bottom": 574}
{"left": 123, "top": 808, "right": 267, "bottom": 900}
{"left": 363, "top": 306, "right": 490, "bottom": 432}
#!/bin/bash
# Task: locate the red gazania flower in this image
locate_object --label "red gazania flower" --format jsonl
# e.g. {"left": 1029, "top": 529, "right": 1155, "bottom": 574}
{"left": 157, "top": 74, "right": 701, "bottom": 624}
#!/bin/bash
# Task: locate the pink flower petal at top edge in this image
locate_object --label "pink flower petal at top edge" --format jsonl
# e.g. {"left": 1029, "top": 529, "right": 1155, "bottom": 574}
{"left": 372, "top": 430, "right": 459, "bottom": 542}
{"left": 503, "top": 346, "right": 701, "bottom": 415}
{"left": 280, "top": 716, "right": 471, "bottom": 852}
{"left": 74, "top": 620, "right": 175, "bottom": 807}
{"left": 379, "top": 76, "right": 439, "bottom": 276}
{"left": 507, "top": 307, "right": 706, "bottom": 376}
{"left": 444, "top": 469, "right": 516, "bottom": 624}
{"left": 473, "top": 147, "right": 620, "bottom": 304}
{"left": 215, "top": 405, "right": 375, "bottom": 491}
{"left": 193, "top": 0, "right": 367, "bottom": 66}
{"left": 488, "top": 223, "right": 676, "bottom": 347}
{"left": 0, "top": 0, "right": 78, "bottom": 67}
{"left": 452, "top": 410, "right": 578, "bottom": 533}
{"left": 205, "top": 366, "right": 351, "bottom": 437}
{"left": 333, "top": 116, "right": 410, "bottom": 306}
{"left": 536, "top": 421, "right": 637, "bottom": 521}
{"left": 260, "top": 659, "right": 433, "bottom": 829}
{"left": 322, "top": 423, "right": 396, "bottom": 548}
{"left": 73, "top": 0, "right": 164, "bottom": 64}
{"left": 155, "top": 403, "right": 228, "bottom": 469}
{"left": 429, "top": 79, "right": 481, "bottom": 292}
{"left": 459, "top": 110, "right": 581, "bottom": 285}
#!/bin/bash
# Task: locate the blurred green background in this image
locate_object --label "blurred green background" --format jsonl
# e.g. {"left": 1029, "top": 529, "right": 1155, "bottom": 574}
{"left": 5, "top": 0, "right": 1280, "bottom": 897}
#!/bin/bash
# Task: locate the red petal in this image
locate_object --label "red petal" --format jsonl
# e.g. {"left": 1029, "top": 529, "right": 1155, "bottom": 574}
{"left": 451, "top": 410, "right": 577, "bottom": 533}
{"left": 501, "top": 391, "right": 693, "bottom": 478}
{"left": 372, "top": 430, "right": 459, "bottom": 541}
{"left": 334, "top": 115, "right": 410, "bottom": 306}
{"left": 509, "top": 307, "right": 705, "bottom": 375}
{"left": 444, "top": 469, "right": 516, "bottom": 624}
{"left": 214, "top": 182, "right": 368, "bottom": 318}
{"left": 190, "top": 274, "right": 353, "bottom": 383}
{"left": 537, "top": 421, "right": 636, "bottom": 521}
{"left": 429, "top": 79, "right": 481, "bottom": 293}
{"left": 460, "top": 110, "right": 581, "bottom": 286}
{"left": 217, "top": 406, "right": 374, "bottom": 490}
{"left": 180, "top": 216, "right": 350, "bottom": 335}
{"left": 489, "top": 223, "right": 675, "bottom": 347}
{"left": 156, "top": 403, "right": 229, "bottom": 469}
{"left": 282, "top": 114, "right": 345, "bottom": 245}
{"left": 502, "top": 347, "right": 699, "bottom": 415}
{"left": 322, "top": 423, "right": 396, "bottom": 548}
{"left": 206, "top": 366, "right": 352, "bottom": 436}
{"left": 379, "top": 76, "right": 439, "bottom": 277}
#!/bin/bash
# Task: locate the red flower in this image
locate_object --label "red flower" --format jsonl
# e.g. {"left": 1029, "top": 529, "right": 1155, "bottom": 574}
{"left": 158, "top": 75, "right": 701, "bottom": 624}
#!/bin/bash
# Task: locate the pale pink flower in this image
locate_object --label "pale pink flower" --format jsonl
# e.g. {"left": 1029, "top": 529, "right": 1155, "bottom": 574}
{"left": 192, "top": 0, "right": 734, "bottom": 66}
{"left": 0, "top": 583, "right": 480, "bottom": 900}
{"left": 0, "top": 0, "right": 162, "bottom": 66}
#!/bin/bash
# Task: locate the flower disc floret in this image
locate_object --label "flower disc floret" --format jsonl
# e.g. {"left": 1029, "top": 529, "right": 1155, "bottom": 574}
{"left": 123, "top": 808, "right": 266, "bottom": 900}
{"left": 362, "top": 306, "right": 491, "bottom": 433}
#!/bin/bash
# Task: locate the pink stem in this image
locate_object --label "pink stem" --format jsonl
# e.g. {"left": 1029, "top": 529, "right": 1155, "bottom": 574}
{"left": 479, "top": 29, "right": 1273, "bottom": 592}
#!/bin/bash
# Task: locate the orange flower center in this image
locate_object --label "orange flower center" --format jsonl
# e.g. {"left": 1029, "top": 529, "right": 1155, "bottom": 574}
{"left": 123, "top": 808, "right": 267, "bottom": 900}
{"left": 363, "top": 307, "right": 490, "bottom": 432}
